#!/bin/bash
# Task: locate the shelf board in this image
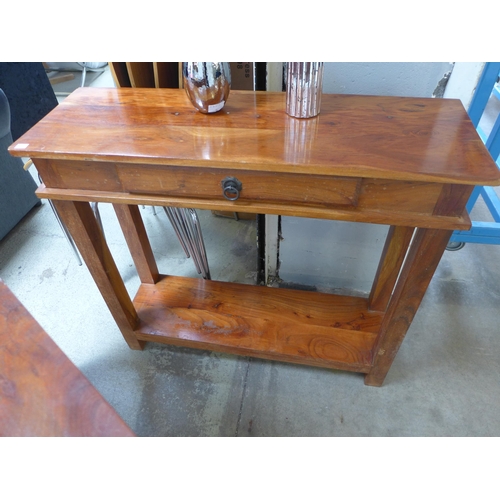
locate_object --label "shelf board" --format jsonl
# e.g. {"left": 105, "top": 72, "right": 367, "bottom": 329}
{"left": 133, "top": 275, "right": 382, "bottom": 373}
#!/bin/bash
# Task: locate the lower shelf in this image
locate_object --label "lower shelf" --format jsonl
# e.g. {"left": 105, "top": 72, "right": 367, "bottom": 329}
{"left": 133, "top": 275, "right": 383, "bottom": 373}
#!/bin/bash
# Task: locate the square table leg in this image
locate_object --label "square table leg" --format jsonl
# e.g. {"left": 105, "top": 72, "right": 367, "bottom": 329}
{"left": 52, "top": 200, "right": 144, "bottom": 350}
{"left": 368, "top": 225, "right": 415, "bottom": 312}
{"left": 365, "top": 227, "right": 453, "bottom": 386}
{"left": 113, "top": 204, "right": 159, "bottom": 285}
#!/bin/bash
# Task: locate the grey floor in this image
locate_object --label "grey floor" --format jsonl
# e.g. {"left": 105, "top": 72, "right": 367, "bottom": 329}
{"left": 1, "top": 67, "right": 500, "bottom": 437}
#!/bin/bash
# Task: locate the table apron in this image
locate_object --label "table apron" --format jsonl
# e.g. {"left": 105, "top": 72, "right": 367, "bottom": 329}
{"left": 34, "top": 186, "right": 470, "bottom": 231}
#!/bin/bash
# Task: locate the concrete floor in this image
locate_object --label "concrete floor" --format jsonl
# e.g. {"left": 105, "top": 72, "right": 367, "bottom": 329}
{"left": 1, "top": 66, "right": 500, "bottom": 437}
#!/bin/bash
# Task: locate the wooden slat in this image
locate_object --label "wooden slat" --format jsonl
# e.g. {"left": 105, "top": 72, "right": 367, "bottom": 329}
{"left": 133, "top": 275, "right": 381, "bottom": 373}
{"left": 153, "top": 62, "right": 180, "bottom": 88}
{"left": 126, "top": 62, "right": 155, "bottom": 88}
{"left": 178, "top": 62, "right": 184, "bottom": 88}
{"left": 0, "top": 281, "right": 134, "bottom": 437}
{"left": 108, "top": 62, "right": 131, "bottom": 87}
{"left": 35, "top": 185, "right": 472, "bottom": 231}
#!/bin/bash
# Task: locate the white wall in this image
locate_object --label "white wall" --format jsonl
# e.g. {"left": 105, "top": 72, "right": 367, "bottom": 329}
{"left": 322, "top": 62, "right": 453, "bottom": 97}
{"left": 277, "top": 62, "right": 459, "bottom": 293}
{"left": 443, "top": 62, "right": 485, "bottom": 109}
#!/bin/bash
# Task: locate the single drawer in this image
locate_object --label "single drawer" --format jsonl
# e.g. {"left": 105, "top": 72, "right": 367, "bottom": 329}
{"left": 117, "top": 164, "right": 361, "bottom": 208}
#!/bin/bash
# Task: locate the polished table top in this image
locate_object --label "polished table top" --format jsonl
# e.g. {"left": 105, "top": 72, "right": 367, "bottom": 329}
{"left": 10, "top": 87, "right": 500, "bottom": 186}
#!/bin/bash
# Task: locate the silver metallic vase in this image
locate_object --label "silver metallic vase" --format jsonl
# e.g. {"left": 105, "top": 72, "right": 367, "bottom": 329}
{"left": 182, "top": 62, "right": 231, "bottom": 114}
{"left": 286, "top": 62, "right": 324, "bottom": 118}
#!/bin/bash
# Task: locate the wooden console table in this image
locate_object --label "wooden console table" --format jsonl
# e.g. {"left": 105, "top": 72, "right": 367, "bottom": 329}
{"left": 9, "top": 88, "right": 500, "bottom": 386}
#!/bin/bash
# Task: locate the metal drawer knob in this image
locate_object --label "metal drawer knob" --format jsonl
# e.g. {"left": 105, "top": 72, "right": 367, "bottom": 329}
{"left": 221, "top": 176, "right": 242, "bottom": 201}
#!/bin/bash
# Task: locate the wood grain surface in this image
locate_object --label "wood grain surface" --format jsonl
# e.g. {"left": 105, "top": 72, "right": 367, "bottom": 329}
{"left": 34, "top": 184, "right": 472, "bottom": 231}
{"left": 9, "top": 87, "right": 500, "bottom": 186}
{"left": 113, "top": 204, "right": 159, "bottom": 284}
{"left": 369, "top": 225, "right": 415, "bottom": 312}
{"left": 0, "top": 280, "right": 134, "bottom": 436}
{"left": 133, "top": 275, "right": 382, "bottom": 373}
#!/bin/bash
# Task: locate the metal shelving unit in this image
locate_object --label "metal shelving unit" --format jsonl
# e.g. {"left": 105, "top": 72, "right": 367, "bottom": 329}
{"left": 448, "top": 62, "right": 500, "bottom": 249}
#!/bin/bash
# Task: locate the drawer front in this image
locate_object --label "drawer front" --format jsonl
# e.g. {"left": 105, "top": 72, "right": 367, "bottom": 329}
{"left": 117, "top": 165, "right": 361, "bottom": 208}
{"left": 34, "top": 158, "right": 467, "bottom": 230}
